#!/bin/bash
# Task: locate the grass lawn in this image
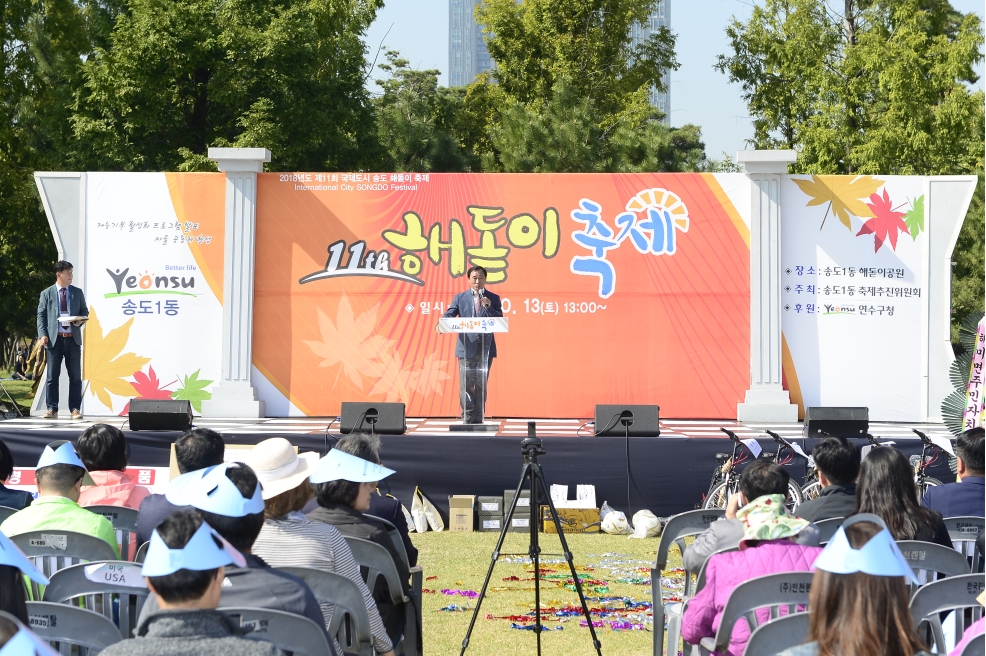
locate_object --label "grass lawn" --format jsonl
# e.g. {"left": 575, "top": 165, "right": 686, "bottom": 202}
{"left": 413, "top": 530, "right": 684, "bottom": 655}
{"left": 0, "top": 371, "right": 34, "bottom": 414}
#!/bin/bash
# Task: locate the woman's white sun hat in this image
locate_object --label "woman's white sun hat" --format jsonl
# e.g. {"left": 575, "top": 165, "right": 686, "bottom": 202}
{"left": 246, "top": 437, "right": 320, "bottom": 500}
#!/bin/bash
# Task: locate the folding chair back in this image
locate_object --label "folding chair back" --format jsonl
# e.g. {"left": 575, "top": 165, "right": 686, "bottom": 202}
{"left": 279, "top": 566, "right": 374, "bottom": 656}
{"left": 813, "top": 517, "right": 844, "bottom": 545}
{"left": 0, "top": 505, "right": 19, "bottom": 523}
{"left": 743, "top": 611, "right": 811, "bottom": 656}
{"left": 221, "top": 606, "right": 333, "bottom": 656}
{"left": 908, "top": 573, "right": 986, "bottom": 653}
{"left": 11, "top": 530, "right": 119, "bottom": 599}
{"left": 363, "top": 513, "right": 410, "bottom": 569}
{"left": 651, "top": 508, "right": 725, "bottom": 656}
{"left": 25, "top": 600, "right": 123, "bottom": 655}
{"left": 896, "top": 540, "right": 971, "bottom": 588}
{"left": 700, "top": 571, "right": 814, "bottom": 656}
{"left": 960, "top": 634, "right": 985, "bottom": 656}
{"left": 361, "top": 515, "right": 424, "bottom": 656}
{"left": 695, "top": 546, "right": 739, "bottom": 593}
{"left": 944, "top": 516, "right": 985, "bottom": 573}
{"left": 42, "top": 560, "right": 150, "bottom": 638}
{"left": 135, "top": 540, "right": 149, "bottom": 563}
{"left": 86, "top": 505, "right": 139, "bottom": 561}
{"left": 343, "top": 535, "right": 420, "bottom": 656}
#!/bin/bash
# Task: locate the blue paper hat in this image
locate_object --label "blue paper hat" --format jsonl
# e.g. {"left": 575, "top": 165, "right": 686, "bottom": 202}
{"left": 0, "top": 626, "right": 58, "bottom": 656}
{"left": 813, "top": 524, "right": 918, "bottom": 583}
{"left": 165, "top": 463, "right": 265, "bottom": 517}
{"left": 141, "top": 520, "right": 246, "bottom": 577}
{"left": 0, "top": 531, "right": 48, "bottom": 584}
{"left": 36, "top": 442, "right": 95, "bottom": 486}
{"left": 309, "top": 449, "right": 395, "bottom": 484}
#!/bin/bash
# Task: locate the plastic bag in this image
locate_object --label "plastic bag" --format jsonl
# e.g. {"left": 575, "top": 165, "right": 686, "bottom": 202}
{"left": 599, "top": 500, "right": 632, "bottom": 535}
{"left": 401, "top": 503, "right": 416, "bottom": 533}
{"left": 413, "top": 486, "right": 445, "bottom": 533}
{"left": 410, "top": 488, "right": 429, "bottom": 533}
{"left": 629, "top": 509, "right": 661, "bottom": 539}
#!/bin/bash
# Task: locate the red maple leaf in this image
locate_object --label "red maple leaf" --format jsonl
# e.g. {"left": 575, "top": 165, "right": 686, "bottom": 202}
{"left": 856, "top": 189, "right": 909, "bottom": 252}
{"left": 119, "top": 366, "right": 176, "bottom": 415}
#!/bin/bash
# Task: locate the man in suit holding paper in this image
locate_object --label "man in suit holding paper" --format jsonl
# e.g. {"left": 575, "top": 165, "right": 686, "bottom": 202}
{"left": 439, "top": 266, "right": 502, "bottom": 423}
{"left": 37, "top": 260, "right": 88, "bottom": 420}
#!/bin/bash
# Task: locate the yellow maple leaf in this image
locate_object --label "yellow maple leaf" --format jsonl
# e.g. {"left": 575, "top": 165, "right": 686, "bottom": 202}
{"left": 302, "top": 295, "right": 395, "bottom": 391}
{"left": 792, "top": 175, "right": 882, "bottom": 231}
{"left": 83, "top": 306, "right": 151, "bottom": 409}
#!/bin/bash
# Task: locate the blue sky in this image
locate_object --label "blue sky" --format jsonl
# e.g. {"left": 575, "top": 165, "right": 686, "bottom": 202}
{"left": 363, "top": 0, "right": 985, "bottom": 160}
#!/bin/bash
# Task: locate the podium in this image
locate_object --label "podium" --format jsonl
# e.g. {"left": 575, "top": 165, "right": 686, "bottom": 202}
{"left": 438, "top": 317, "right": 508, "bottom": 432}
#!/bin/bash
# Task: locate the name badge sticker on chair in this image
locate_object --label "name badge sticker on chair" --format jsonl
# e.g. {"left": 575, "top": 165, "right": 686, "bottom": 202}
{"left": 32, "top": 534, "right": 67, "bottom": 550}
{"left": 84, "top": 562, "right": 147, "bottom": 588}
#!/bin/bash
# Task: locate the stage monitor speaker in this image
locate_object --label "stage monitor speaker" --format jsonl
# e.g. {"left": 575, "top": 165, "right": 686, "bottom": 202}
{"left": 128, "top": 399, "right": 193, "bottom": 432}
{"left": 593, "top": 405, "right": 660, "bottom": 437}
{"left": 803, "top": 406, "right": 869, "bottom": 438}
{"left": 340, "top": 402, "right": 406, "bottom": 435}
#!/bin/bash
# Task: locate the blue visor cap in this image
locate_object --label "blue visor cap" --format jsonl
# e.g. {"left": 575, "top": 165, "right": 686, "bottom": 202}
{"left": 309, "top": 449, "right": 395, "bottom": 484}
{"left": 0, "top": 531, "right": 48, "bottom": 584}
{"left": 37, "top": 442, "right": 85, "bottom": 470}
{"left": 0, "top": 626, "right": 59, "bottom": 656}
{"left": 141, "top": 520, "right": 246, "bottom": 577}
{"left": 813, "top": 526, "right": 919, "bottom": 583}
{"left": 165, "top": 463, "right": 265, "bottom": 517}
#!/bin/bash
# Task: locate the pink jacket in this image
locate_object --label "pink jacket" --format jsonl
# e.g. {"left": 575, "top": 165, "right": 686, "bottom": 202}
{"left": 681, "top": 540, "right": 823, "bottom": 656}
{"left": 79, "top": 470, "right": 151, "bottom": 510}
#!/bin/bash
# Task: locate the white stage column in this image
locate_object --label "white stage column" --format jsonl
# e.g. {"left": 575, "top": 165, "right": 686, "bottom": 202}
{"left": 200, "top": 147, "right": 270, "bottom": 418}
{"left": 736, "top": 150, "right": 800, "bottom": 423}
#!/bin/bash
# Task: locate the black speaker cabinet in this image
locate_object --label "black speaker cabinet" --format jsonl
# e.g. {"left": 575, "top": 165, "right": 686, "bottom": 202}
{"left": 803, "top": 406, "right": 869, "bottom": 438}
{"left": 340, "top": 402, "right": 406, "bottom": 435}
{"left": 593, "top": 404, "right": 660, "bottom": 437}
{"left": 128, "top": 399, "right": 193, "bottom": 431}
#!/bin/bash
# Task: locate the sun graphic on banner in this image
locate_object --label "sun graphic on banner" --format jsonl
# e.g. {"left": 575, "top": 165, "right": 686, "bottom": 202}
{"left": 618, "top": 188, "right": 690, "bottom": 256}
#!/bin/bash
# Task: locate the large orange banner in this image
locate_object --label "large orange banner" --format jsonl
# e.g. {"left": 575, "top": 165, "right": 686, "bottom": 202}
{"left": 253, "top": 173, "right": 750, "bottom": 418}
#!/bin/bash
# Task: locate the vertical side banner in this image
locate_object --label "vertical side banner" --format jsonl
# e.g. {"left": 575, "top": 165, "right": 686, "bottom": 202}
{"left": 82, "top": 172, "right": 225, "bottom": 415}
{"left": 253, "top": 172, "right": 752, "bottom": 418}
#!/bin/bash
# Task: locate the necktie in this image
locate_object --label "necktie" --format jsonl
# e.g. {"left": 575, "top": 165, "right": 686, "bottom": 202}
{"left": 60, "top": 287, "right": 67, "bottom": 313}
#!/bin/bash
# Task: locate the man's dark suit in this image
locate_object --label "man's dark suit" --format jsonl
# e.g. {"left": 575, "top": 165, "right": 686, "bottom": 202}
{"left": 37, "top": 284, "right": 88, "bottom": 412}
{"left": 920, "top": 476, "right": 985, "bottom": 518}
{"left": 442, "top": 289, "right": 502, "bottom": 422}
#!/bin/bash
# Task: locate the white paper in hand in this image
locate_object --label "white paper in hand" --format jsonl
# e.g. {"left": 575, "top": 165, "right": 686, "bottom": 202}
{"left": 788, "top": 441, "right": 810, "bottom": 460}
{"left": 740, "top": 438, "right": 762, "bottom": 458}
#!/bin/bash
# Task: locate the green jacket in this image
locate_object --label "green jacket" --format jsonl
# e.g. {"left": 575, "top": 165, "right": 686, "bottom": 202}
{"left": 0, "top": 496, "right": 119, "bottom": 558}
{"left": 37, "top": 284, "right": 88, "bottom": 346}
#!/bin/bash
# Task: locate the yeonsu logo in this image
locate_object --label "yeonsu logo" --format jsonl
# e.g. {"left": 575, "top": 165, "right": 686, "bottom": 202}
{"left": 105, "top": 267, "right": 198, "bottom": 297}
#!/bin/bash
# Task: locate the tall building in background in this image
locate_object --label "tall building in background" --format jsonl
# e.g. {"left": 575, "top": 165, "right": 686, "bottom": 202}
{"left": 631, "top": 0, "right": 671, "bottom": 123}
{"left": 450, "top": 0, "right": 670, "bottom": 123}
{"left": 449, "top": 0, "right": 493, "bottom": 87}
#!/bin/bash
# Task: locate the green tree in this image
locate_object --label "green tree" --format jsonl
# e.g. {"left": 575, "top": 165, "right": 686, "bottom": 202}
{"left": 72, "top": 0, "right": 386, "bottom": 172}
{"left": 952, "top": 175, "right": 985, "bottom": 342}
{"left": 373, "top": 51, "right": 470, "bottom": 172}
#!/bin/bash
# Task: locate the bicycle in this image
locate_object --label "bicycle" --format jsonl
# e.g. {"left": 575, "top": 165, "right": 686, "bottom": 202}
{"left": 911, "top": 429, "right": 945, "bottom": 502}
{"left": 763, "top": 430, "right": 806, "bottom": 511}
{"left": 701, "top": 428, "right": 752, "bottom": 509}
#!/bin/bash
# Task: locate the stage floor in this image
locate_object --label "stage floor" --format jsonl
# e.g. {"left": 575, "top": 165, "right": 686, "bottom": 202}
{"left": 0, "top": 415, "right": 952, "bottom": 441}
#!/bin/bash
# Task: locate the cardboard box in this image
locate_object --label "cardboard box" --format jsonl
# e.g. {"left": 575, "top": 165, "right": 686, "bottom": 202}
{"left": 477, "top": 496, "right": 503, "bottom": 514}
{"left": 540, "top": 506, "right": 601, "bottom": 534}
{"left": 478, "top": 517, "right": 503, "bottom": 532}
{"left": 448, "top": 495, "right": 475, "bottom": 532}
{"left": 504, "top": 489, "right": 531, "bottom": 511}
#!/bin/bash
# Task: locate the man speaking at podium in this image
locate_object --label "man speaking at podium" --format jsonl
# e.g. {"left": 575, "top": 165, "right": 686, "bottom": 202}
{"left": 439, "top": 266, "right": 502, "bottom": 423}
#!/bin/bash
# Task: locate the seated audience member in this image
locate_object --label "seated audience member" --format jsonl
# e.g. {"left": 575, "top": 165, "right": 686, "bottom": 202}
{"left": 0, "top": 442, "right": 118, "bottom": 557}
{"left": 138, "top": 463, "right": 328, "bottom": 639}
{"left": 0, "top": 530, "right": 49, "bottom": 623}
{"left": 0, "top": 439, "right": 32, "bottom": 510}
{"left": 336, "top": 433, "right": 418, "bottom": 567}
{"left": 136, "top": 427, "right": 224, "bottom": 545}
{"left": 249, "top": 439, "right": 395, "bottom": 656}
{"left": 949, "top": 590, "right": 985, "bottom": 656}
{"left": 11, "top": 353, "right": 29, "bottom": 380}
{"left": 683, "top": 460, "right": 820, "bottom": 573}
{"left": 306, "top": 439, "right": 410, "bottom": 643}
{"left": 856, "top": 447, "right": 951, "bottom": 547}
{"left": 77, "top": 423, "right": 150, "bottom": 509}
{"left": 922, "top": 426, "right": 985, "bottom": 518}
{"left": 101, "top": 509, "right": 284, "bottom": 656}
{"left": 794, "top": 435, "right": 860, "bottom": 523}
{"left": 681, "top": 462, "right": 823, "bottom": 656}
{"left": 777, "top": 519, "right": 932, "bottom": 656}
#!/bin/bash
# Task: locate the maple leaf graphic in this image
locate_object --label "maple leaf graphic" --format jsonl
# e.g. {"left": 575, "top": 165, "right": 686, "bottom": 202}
{"left": 367, "top": 351, "right": 450, "bottom": 402}
{"left": 792, "top": 175, "right": 883, "bottom": 231}
{"left": 83, "top": 306, "right": 151, "bottom": 410}
{"left": 302, "top": 295, "right": 395, "bottom": 391}
{"left": 903, "top": 195, "right": 925, "bottom": 240}
{"left": 856, "top": 188, "right": 909, "bottom": 252}
{"left": 119, "top": 365, "right": 177, "bottom": 415}
{"left": 171, "top": 369, "right": 213, "bottom": 413}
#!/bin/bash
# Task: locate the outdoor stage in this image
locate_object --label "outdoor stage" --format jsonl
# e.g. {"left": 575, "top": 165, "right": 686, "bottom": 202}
{"left": 0, "top": 417, "right": 955, "bottom": 518}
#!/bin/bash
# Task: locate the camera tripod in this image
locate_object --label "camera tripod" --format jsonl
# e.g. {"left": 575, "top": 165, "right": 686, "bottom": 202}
{"left": 460, "top": 423, "right": 603, "bottom": 656}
